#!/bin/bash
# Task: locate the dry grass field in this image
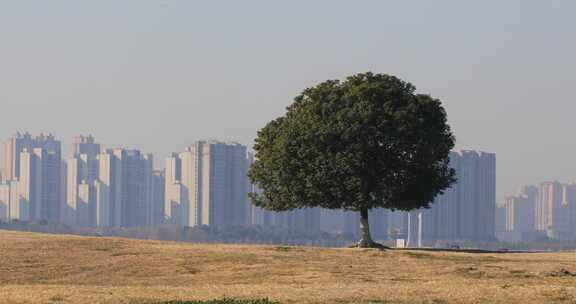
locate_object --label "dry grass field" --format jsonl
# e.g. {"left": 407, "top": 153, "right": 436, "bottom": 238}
{"left": 0, "top": 230, "right": 575, "bottom": 304}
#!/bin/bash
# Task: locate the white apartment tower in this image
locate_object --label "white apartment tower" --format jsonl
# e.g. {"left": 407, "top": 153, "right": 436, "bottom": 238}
{"left": 17, "top": 147, "right": 62, "bottom": 221}
{"left": 95, "top": 148, "right": 154, "bottom": 228}
{"left": 93, "top": 179, "right": 110, "bottom": 227}
{"left": 2, "top": 132, "right": 61, "bottom": 182}
{"left": 0, "top": 133, "right": 62, "bottom": 222}
{"left": 536, "top": 181, "right": 562, "bottom": 233}
{"left": 503, "top": 185, "right": 537, "bottom": 233}
{"left": 65, "top": 135, "right": 101, "bottom": 226}
{"left": 7, "top": 180, "right": 19, "bottom": 221}
{"left": 0, "top": 180, "right": 20, "bottom": 221}
{"left": 66, "top": 154, "right": 99, "bottom": 226}
{"left": 554, "top": 182, "right": 576, "bottom": 239}
{"left": 165, "top": 141, "right": 251, "bottom": 227}
{"left": 0, "top": 182, "right": 9, "bottom": 221}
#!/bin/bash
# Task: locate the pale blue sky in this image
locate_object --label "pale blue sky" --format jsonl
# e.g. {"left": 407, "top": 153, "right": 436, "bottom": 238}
{"left": 1, "top": 1, "right": 575, "bottom": 200}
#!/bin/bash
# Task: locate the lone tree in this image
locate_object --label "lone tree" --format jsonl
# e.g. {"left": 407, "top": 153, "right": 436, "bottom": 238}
{"left": 248, "top": 72, "right": 456, "bottom": 248}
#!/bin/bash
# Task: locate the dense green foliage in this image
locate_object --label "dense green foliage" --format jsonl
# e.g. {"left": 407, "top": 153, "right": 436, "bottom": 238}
{"left": 249, "top": 72, "right": 455, "bottom": 213}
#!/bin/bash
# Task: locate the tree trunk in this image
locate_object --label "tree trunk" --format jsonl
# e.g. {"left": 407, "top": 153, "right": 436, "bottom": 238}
{"left": 357, "top": 207, "right": 376, "bottom": 248}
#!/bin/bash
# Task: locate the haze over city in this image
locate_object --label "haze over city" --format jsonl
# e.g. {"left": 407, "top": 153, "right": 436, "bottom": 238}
{"left": 2, "top": 1, "right": 576, "bottom": 202}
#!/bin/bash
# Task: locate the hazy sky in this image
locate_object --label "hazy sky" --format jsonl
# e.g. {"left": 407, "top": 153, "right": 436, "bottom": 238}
{"left": 1, "top": 1, "right": 575, "bottom": 200}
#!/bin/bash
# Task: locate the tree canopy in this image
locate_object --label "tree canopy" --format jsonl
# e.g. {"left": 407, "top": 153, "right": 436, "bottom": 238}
{"left": 248, "top": 72, "right": 456, "bottom": 247}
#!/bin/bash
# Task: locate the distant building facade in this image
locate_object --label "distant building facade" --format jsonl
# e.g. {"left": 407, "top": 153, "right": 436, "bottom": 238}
{"left": 536, "top": 182, "right": 576, "bottom": 240}
{"left": 400, "top": 150, "right": 496, "bottom": 245}
{"left": 504, "top": 185, "right": 537, "bottom": 233}
{"left": 63, "top": 136, "right": 161, "bottom": 228}
{"left": 165, "top": 141, "right": 251, "bottom": 227}
{"left": 0, "top": 133, "right": 516, "bottom": 245}
{"left": 71, "top": 134, "right": 101, "bottom": 157}
{"left": 149, "top": 170, "right": 165, "bottom": 226}
{"left": 3, "top": 133, "right": 63, "bottom": 222}
{"left": 95, "top": 148, "right": 155, "bottom": 228}
{"left": 65, "top": 139, "right": 100, "bottom": 226}
{"left": 0, "top": 182, "right": 9, "bottom": 221}
{"left": 499, "top": 181, "right": 576, "bottom": 242}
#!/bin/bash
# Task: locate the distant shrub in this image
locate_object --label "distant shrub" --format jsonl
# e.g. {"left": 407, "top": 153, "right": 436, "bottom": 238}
{"left": 158, "top": 299, "right": 279, "bottom": 304}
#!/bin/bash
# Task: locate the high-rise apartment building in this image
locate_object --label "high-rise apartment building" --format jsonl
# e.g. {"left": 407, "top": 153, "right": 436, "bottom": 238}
{"left": 495, "top": 204, "right": 507, "bottom": 233}
{"left": 565, "top": 183, "right": 576, "bottom": 240}
{"left": 503, "top": 196, "right": 525, "bottom": 232}
{"left": 556, "top": 183, "right": 576, "bottom": 239}
{"left": 66, "top": 153, "right": 99, "bottom": 226}
{"left": 503, "top": 197, "right": 523, "bottom": 232}
{"left": 403, "top": 150, "right": 496, "bottom": 244}
{"left": 0, "top": 182, "right": 9, "bottom": 221}
{"left": 6, "top": 180, "right": 19, "bottom": 221}
{"left": 503, "top": 186, "right": 537, "bottom": 233}
{"left": 149, "top": 170, "right": 165, "bottom": 226}
{"left": 0, "top": 133, "right": 62, "bottom": 222}
{"left": 165, "top": 152, "right": 183, "bottom": 225}
{"left": 94, "top": 148, "right": 154, "bottom": 228}
{"left": 457, "top": 150, "right": 496, "bottom": 240}
{"left": 165, "top": 141, "right": 251, "bottom": 227}
{"left": 16, "top": 147, "right": 62, "bottom": 222}
{"left": 0, "top": 180, "right": 21, "bottom": 222}
{"left": 0, "top": 133, "right": 157, "bottom": 228}
{"left": 501, "top": 182, "right": 576, "bottom": 242}
{"left": 2, "top": 132, "right": 61, "bottom": 182}
{"left": 65, "top": 135, "right": 101, "bottom": 226}
{"left": 123, "top": 150, "right": 153, "bottom": 227}
{"left": 71, "top": 135, "right": 101, "bottom": 157}
{"left": 536, "top": 181, "right": 562, "bottom": 233}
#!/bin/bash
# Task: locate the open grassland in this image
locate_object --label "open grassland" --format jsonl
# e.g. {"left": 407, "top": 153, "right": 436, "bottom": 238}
{"left": 0, "top": 230, "right": 574, "bottom": 304}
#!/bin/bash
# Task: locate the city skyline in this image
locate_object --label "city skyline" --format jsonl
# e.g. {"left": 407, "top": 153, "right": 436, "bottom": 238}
{"left": 0, "top": 131, "right": 503, "bottom": 244}
{"left": 3, "top": 130, "right": 576, "bottom": 244}
{"left": 3, "top": 129, "right": 575, "bottom": 206}
{"left": 498, "top": 180, "right": 576, "bottom": 242}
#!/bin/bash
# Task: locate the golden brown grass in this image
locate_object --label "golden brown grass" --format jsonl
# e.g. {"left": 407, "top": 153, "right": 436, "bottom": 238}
{"left": 0, "top": 230, "right": 575, "bottom": 304}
